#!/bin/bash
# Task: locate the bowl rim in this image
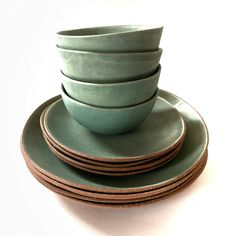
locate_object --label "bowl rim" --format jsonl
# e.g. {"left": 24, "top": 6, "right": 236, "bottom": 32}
{"left": 61, "top": 65, "right": 161, "bottom": 86}
{"left": 61, "top": 84, "right": 158, "bottom": 111}
{"left": 57, "top": 25, "right": 163, "bottom": 38}
{"left": 57, "top": 45, "right": 163, "bottom": 56}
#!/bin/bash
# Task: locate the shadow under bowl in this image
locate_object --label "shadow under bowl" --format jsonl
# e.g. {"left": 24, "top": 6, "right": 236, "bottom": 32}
{"left": 61, "top": 85, "right": 158, "bottom": 135}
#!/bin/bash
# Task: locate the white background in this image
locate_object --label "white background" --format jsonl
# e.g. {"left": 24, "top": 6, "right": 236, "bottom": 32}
{"left": 1, "top": 0, "right": 235, "bottom": 235}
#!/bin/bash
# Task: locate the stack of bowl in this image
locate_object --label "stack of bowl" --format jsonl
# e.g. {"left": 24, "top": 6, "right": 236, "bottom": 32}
{"left": 56, "top": 25, "right": 163, "bottom": 135}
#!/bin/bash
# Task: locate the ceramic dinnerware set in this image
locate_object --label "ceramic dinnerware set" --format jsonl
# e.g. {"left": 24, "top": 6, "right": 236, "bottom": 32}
{"left": 21, "top": 25, "right": 209, "bottom": 208}
{"left": 57, "top": 25, "right": 163, "bottom": 135}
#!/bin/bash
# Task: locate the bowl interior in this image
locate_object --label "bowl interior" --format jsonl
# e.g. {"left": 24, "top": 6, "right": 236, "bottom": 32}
{"left": 57, "top": 25, "right": 162, "bottom": 37}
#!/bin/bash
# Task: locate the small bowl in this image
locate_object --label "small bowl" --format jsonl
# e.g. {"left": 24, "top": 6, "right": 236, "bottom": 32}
{"left": 61, "top": 65, "right": 161, "bottom": 108}
{"left": 61, "top": 85, "right": 158, "bottom": 134}
{"left": 56, "top": 25, "right": 163, "bottom": 52}
{"left": 58, "top": 47, "right": 162, "bottom": 83}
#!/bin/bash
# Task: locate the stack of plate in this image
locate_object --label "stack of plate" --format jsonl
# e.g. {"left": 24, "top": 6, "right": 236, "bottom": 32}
{"left": 39, "top": 93, "right": 186, "bottom": 176}
{"left": 21, "top": 90, "right": 209, "bottom": 208}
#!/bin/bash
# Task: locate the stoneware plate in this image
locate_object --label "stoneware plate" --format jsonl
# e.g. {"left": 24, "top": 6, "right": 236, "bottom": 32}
{"left": 25, "top": 152, "right": 207, "bottom": 201}
{"left": 44, "top": 135, "right": 182, "bottom": 172}
{"left": 43, "top": 130, "right": 184, "bottom": 168}
{"left": 42, "top": 136, "right": 181, "bottom": 176}
{"left": 43, "top": 95, "right": 186, "bottom": 162}
{"left": 25, "top": 154, "right": 207, "bottom": 207}
{"left": 41, "top": 112, "right": 185, "bottom": 168}
{"left": 20, "top": 90, "right": 208, "bottom": 193}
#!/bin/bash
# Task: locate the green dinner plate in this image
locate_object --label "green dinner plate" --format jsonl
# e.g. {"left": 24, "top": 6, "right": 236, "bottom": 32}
{"left": 25, "top": 151, "right": 207, "bottom": 200}
{"left": 20, "top": 90, "right": 208, "bottom": 193}
{"left": 43, "top": 95, "right": 186, "bottom": 162}
{"left": 26, "top": 155, "right": 207, "bottom": 205}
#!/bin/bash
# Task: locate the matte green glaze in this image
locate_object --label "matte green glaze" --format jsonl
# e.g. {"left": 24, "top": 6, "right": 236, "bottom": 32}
{"left": 27, "top": 154, "right": 206, "bottom": 200}
{"left": 56, "top": 25, "right": 163, "bottom": 52}
{"left": 61, "top": 66, "right": 161, "bottom": 108}
{"left": 57, "top": 47, "right": 162, "bottom": 83}
{"left": 60, "top": 86, "right": 158, "bottom": 134}
{"left": 45, "top": 90, "right": 185, "bottom": 161}
{"left": 20, "top": 90, "right": 208, "bottom": 192}
{"left": 25, "top": 157, "right": 206, "bottom": 205}
{"left": 42, "top": 115, "right": 184, "bottom": 166}
{"left": 45, "top": 138, "right": 181, "bottom": 172}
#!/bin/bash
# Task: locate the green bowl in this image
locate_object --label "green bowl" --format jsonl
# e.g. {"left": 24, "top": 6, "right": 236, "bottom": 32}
{"left": 61, "top": 65, "right": 161, "bottom": 108}
{"left": 61, "top": 85, "right": 158, "bottom": 134}
{"left": 56, "top": 25, "right": 163, "bottom": 52}
{"left": 58, "top": 47, "right": 162, "bottom": 83}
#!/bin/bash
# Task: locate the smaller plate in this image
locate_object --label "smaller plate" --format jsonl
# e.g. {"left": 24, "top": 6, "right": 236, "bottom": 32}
{"left": 44, "top": 135, "right": 182, "bottom": 175}
{"left": 44, "top": 136, "right": 181, "bottom": 176}
{"left": 43, "top": 97, "right": 186, "bottom": 162}
{"left": 41, "top": 109, "right": 185, "bottom": 168}
{"left": 42, "top": 118, "right": 182, "bottom": 168}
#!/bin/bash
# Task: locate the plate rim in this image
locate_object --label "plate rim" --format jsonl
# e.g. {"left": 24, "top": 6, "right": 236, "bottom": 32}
{"left": 40, "top": 107, "right": 186, "bottom": 166}
{"left": 20, "top": 90, "right": 209, "bottom": 193}
{"left": 25, "top": 152, "right": 207, "bottom": 200}
{"left": 25, "top": 154, "right": 207, "bottom": 207}
{"left": 42, "top": 96, "right": 187, "bottom": 162}
{"left": 43, "top": 135, "right": 182, "bottom": 173}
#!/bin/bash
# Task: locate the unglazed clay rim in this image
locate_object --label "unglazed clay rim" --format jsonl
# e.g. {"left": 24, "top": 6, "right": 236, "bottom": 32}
{"left": 41, "top": 106, "right": 186, "bottom": 165}
{"left": 43, "top": 126, "right": 184, "bottom": 167}
{"left": 44, "top": 135, "right": 183, "bottom": 172}
{"left": 43, "top": 136, "right": 181, "bottom": 176}
{"left": 27, "top": 156, "right": 207, "bottom": 204}
{"left": 42, "top": 96, "right": 187, "bottom": 162}
{"left": 22, "top": 145, "right": 208, "bottom": 193}
{"left": 26, "top": 155, "right": 207, "bottom": 207}
{"left": 25, "top": 152, "right": 207, "bottom": 201}
{"left": 57, "top": 25, "right": 163, "bottom": 37}
{"left": 20, "top": 90, "right": 208, "bottom": 193}
{"left": 45, "top": 138, "right": 182, "bottom": 173}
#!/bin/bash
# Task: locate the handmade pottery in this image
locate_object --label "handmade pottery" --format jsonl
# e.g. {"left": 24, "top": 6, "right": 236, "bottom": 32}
{"left": 57, "top": 47, "right": 162, "bottom": 83}
{"left": 43, "top": 136, "right": 181, "bottom": 176}
{"left": 20, "top": 89, "right": 208, "bottom": 193}
{"left": 44, "top": 91, "right": 185, "bottom": 161}
{"left": 25, "top": 155, "right": 207, "bottom": 207}
{"left": 60, "top": 86, "right": 158, "bottom": 134}
{"left": 44, "top": 134, "right": 183, "bottom": 171}
{"left": 56, "top": 25, "right": 163, "bottom": 52}
{"left": 61, "top": 66, "right": 161, "bottom": 108}
{"left": 42, "top": 127, "right": 185, "bottom": 167}
{"left": 25, "top": 151, "right": 207, "bottom": 200}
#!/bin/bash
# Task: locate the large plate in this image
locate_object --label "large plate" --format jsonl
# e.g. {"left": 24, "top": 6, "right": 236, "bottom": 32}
{"left": 25, "top": 152, "right": 207, "bottom": 201}
{"left": 21, "top": 90, "right": 208, "bottom": 193}
{"left": 25, "top": 154, "right": 207, "bottom": 207}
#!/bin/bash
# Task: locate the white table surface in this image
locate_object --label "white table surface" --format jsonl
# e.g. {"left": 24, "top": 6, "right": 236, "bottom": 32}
{"left": 1, "top": 0, "right": 235, "bottom": 235}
